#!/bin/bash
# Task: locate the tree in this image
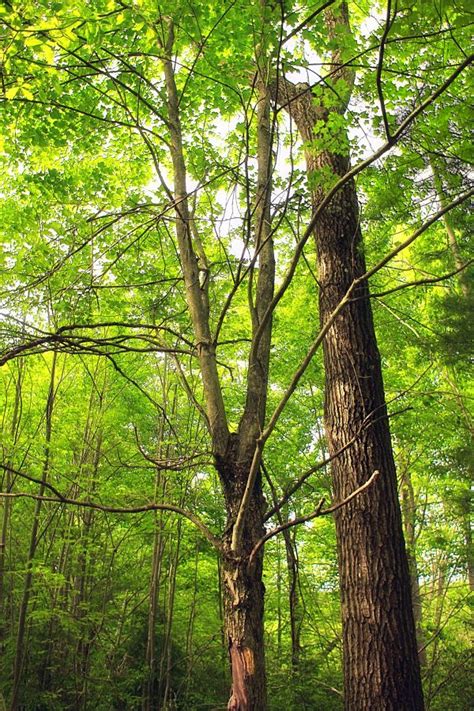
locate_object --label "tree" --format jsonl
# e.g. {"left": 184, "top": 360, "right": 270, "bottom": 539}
{"left": 271, "top": 3, "right": 425, "bottom": 706}
{"left": 0, "top": 1, "right": 472, "bottom": 709}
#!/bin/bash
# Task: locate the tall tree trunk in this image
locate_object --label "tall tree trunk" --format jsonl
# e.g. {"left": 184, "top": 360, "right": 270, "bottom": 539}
{"left": 0, "top": 361, "right": 23, "bottom": 656}
{"left": 10, "top": 351, "right": 57, "bottom": 711}
{"left": 317, "top": 181, "right": 423, "bottom": 709}
{"left": 273, "top": 5, "right": 424, "bottom": 708}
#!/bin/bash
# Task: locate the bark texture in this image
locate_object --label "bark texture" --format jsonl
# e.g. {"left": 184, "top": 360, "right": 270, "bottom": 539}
{"left": 218, "top": 447, "right": 267, "bottom": 711}
{"left": 316, "top": 168, "right": 424, "bottom": 710}
{"left": 272, "top": 5, "right": 424, "bottom": 708}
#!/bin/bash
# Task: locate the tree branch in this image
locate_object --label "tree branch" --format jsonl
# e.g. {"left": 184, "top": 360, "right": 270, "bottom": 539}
{"left": 255, "top": 52, "right": 473, "bottom": 350}
{"left": 248, "top": 470, "right": 380, "bottom": 567}
{"left": 282, "top": 1, "right": 336, "bottom": 45}
{"left": 233, "top": 188, "right": 472, "bottom": 551}
{"left": 0, "top": 464, "right": 221, "bottom": 550}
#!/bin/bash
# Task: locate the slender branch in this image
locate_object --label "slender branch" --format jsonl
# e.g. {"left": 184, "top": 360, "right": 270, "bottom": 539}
{"left": 254, "top": 52, "right": 473, "bottom": 349}
{"left": 368, "top": 260, "right": 473, "bottom": 299}
{"left": 250, "top": 499, "right": 326, "bottom": 567}
{"left": 362, "top": 188, "right": 473, "bottom": 283}
{"left": 0, "top": 464, "right": 221, "bottom": 550}
{"left": 282, "top": 0, "right": 336, "bottom": 45}
{"left": 248, "top": 470, "right": 380, "bottom": 566}
{"left": 171, "top": 354, "right": 210, "bottom": 428}
{"left": 57, "top": 41, "right": 171, "bottom": 128}
{"left": 376, "top": 0, "right": 395, "bottom": 140}
{"left": 263, "top": 407, "right": 410, "bottom": 522}
{"left": 133, "top": 426, "right": 211, "bottom": 470}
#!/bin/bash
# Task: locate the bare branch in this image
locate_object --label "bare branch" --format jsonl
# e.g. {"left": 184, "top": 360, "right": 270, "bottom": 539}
{"left": 248, "top": 470, "right": 380, "bottom": 566}
{"left": 0, "top": 464, "right": 221, "bottom": 550}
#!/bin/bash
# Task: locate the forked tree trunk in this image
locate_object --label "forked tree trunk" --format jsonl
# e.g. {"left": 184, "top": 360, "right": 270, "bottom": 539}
{"left": 160, "top": 7, "right": 273, "bottom": 706}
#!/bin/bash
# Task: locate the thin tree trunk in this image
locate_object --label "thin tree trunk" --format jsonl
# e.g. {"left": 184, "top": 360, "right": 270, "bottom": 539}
{"left": 276, "top": 536, "right": 282, "bottom": 660}
{"left": 216, "top": 554, "right": 228, "bottom": 684}
{"left": 10, "top": 351, "right": 57, "bottom": 711}
{"left": 143, "top": 391, "right": 170, "bottom": 711}
{"left": 185, "top": 541, "right": 199, "bottom": 678}
{"left": 160, "top": 513, "right": 182, "bottom": 710}
{"left": 73, "top": 439, "right": 102, "bottom": 710}
{"left": 401, "top": 462, "right": 426, "bottom": 665}
{"left": 425, "top": 560, "right": 448, "bottom": 706}
{"left": 0, "top": 362, "right": 23, "bottom": 655}
{"left": 38, "top": 515, "right": 72, "bottom": 696}
{"left": 142, "top": 482, "right": 165, "bottom": 711}
{"left": 283, "top": 527, "right": 302, "bottom": 670}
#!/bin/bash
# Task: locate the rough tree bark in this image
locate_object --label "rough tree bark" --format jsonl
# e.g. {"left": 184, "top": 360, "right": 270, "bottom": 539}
{"left": 218, "top": 444, "right": 267, "bottom": 711}
{"left": 273, "top": 4, "right": 424, "bottom": 709}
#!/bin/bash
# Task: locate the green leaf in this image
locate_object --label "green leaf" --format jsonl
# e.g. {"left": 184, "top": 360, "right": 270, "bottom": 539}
{"left": 5, "top": 86, "right": 20, "bottom": 99}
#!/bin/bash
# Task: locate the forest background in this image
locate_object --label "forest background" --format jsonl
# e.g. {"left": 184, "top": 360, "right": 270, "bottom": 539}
{"left": 0, "top": 0, "right": 472, "bottom": 709}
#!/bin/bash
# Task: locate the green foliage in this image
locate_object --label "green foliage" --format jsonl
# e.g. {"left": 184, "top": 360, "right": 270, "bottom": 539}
{"left": 0, "top": 0, "right": 472, "bottom": 708}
